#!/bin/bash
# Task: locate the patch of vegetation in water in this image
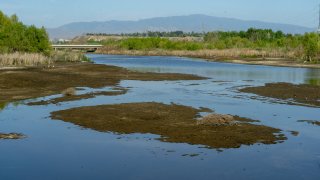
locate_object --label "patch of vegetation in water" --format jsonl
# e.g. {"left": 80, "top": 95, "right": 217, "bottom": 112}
{"left": 298, "top": 120, "right": 320, "bottom": 126}
{"left": 0, "top": 133, "right": 25, "bottom": 140}
{"left": 239, "top": 83, "right": 320, "bottom": 107}
{"left": 51, "top": 102, "right": 287, "bottom": 149}
{"left": 289, "top": 131, "right": 300, "bottom": 136}
{"left": 182, "top": 153, "right": 200, "bottom": 157}
{"left": 27, "top": 88, "right": 128, "bottom": 106}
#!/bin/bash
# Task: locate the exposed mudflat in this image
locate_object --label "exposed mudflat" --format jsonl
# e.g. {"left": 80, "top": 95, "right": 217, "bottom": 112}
{"left": 51, "top": 102, "right": 286, "bottom": 149}
{"left": 240, "top": 83, "right": 320, "bottom": 107}
{"left": 0, "top": 63, "right": 204, "bottom": 105}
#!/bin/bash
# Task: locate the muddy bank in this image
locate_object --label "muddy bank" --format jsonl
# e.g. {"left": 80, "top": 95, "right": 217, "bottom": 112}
{"left": 0, "top": 133, "right": 25, "bottom": 140}
{"left": 0, "top": 63, "right": 204, "bottom": 105}
{"left": 240, "top": 83, "right": 320, "bottom": 107}
{"left": 51, "top": 102, "right": 286, "bottom": 149}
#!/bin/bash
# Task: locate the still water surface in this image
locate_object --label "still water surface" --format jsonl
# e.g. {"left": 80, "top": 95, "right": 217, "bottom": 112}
{"left": 0, "top": 55, "right": 319, "bottom": 180}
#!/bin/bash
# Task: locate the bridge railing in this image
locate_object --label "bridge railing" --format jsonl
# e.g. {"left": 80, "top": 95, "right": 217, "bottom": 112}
{"left": 51, "top": 45, "right": 103, "bottom": 52}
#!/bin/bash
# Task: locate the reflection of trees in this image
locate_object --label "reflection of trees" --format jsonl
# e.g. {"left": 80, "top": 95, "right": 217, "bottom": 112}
{"left": 0, "top": 101, "right": 20, "bottom": 111}
{"left": 305, "top": 69, "right": 320, "bottom": 86}
{"left": 0, "top": 102, "right": 8, "bottom": 111}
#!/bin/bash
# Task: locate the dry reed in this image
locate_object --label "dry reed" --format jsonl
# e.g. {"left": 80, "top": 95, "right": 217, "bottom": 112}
{"left": 0, "top": 52, "right": 51, "bottom": 67}
{"left": 0, "top": 51, "right": 89, "bottom": 68}
{"left": 61, "top": 87, "right": 76, "bottom": 96}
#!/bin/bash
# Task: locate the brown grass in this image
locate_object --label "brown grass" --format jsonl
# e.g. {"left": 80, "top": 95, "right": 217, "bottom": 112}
{"left": 62, "top": 87, "right": 76, "bottom": 96}
{"left": 0, "top": 51, "right": 89, "bottom": 68}
{"left": 197, "top": 114, "right": 236, "bottom": 126}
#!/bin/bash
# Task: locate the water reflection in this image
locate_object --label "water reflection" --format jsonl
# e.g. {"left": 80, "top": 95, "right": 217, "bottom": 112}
{"left": 0, "top": 102, "right": 8, "bottom": 111}
{"left": 0, "top": 101, "right": 21, "bottom": 112}
{"left": 306, "top": 68, "right": 320, "bottom": 85}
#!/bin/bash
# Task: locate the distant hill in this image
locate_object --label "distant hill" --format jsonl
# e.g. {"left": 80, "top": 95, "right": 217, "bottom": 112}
{"left": 47, "top": 14, "right": 314, "bottom": 39}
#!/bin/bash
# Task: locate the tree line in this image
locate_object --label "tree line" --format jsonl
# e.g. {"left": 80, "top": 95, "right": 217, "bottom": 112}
{"left": 204, "top": 28, "right": 319, "bottom": 61}
{"left": 96, "top": 28, "right": 319, "bottom": 62}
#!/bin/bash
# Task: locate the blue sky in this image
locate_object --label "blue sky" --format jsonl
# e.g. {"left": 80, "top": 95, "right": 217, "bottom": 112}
{"left": 0, "top": 0, "right": 319, "bottom": 28}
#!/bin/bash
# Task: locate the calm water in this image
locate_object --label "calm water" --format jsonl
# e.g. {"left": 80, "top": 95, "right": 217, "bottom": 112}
{"left": 1, "top": 55, "right": 320, "bottom": 180}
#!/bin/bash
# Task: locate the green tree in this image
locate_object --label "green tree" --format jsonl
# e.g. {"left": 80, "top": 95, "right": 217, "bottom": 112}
{"left": 0, "top": 11, "right": 51, "bottom": 55}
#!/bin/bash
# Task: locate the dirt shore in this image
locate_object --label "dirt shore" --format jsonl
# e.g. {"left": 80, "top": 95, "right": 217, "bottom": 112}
{"left": 51, "top": 102, "right": 287, "bottom": 149}
{"left": 96, "top": 50, "right": 320, "bottom": 69}
{"left": 0, "top": 62, "right": 205, "bottom": 106}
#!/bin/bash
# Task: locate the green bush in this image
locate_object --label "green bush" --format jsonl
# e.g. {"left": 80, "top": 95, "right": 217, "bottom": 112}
{"left": 0, "top": 11, "right": 51, "bottom": 55}
{"left": 118, "top": 37, "right": 203, "bottom": 51}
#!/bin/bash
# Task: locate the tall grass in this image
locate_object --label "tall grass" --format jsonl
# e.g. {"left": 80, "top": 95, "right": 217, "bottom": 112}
{"left": 0, "top": 51, "right": 91, "bottom": 67}
{"left": 50, "top": 51, "right": 91, "bottom": 63}
{"left": 97, "top": 48, "right": 301, "bottom": 60}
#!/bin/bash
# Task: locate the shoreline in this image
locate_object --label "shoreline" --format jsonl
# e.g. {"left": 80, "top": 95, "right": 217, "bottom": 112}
{"left": 94, "top": 50, "right": 320, "bottom": 69}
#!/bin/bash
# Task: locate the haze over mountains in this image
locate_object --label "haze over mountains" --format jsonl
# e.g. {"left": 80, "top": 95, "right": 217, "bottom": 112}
{"left": 48, "top": 14, "right": 314, "bottom": 39}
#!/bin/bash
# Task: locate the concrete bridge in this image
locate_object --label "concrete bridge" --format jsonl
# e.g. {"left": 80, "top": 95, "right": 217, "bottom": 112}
{"left": 52, "top": 44, "right": 103, "bottom": 52}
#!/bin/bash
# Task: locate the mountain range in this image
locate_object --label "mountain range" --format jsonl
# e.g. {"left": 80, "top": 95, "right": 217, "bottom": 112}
{"left": 47, "top": 14, "right": 315, "bottom": 39}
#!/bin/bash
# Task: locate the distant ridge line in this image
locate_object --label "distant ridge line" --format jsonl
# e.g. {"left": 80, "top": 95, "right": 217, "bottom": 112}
{"left": 48, "top": 14, "right": 314, "bottom": 39}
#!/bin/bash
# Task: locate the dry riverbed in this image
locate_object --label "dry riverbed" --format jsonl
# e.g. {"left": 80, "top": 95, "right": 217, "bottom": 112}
{"left": 51, "top": 102, "right": 287, "bottom": 149}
